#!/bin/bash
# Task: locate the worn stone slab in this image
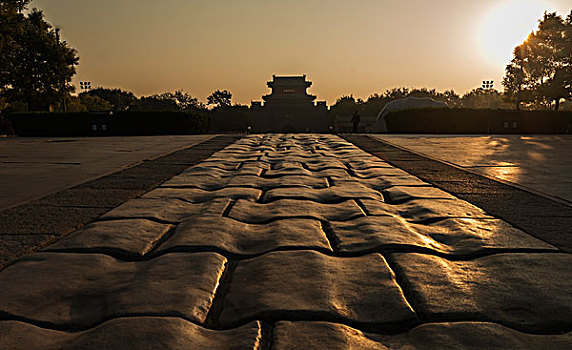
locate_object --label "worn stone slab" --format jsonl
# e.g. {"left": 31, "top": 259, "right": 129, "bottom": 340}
{"left": 229, "top": 199, "right": 365, "bottom": 223}
{"left": 331, "top": 216, "right": 556, "bottom": 255}
{"left": 0, "top": 319, "right": 261, "bottom": 350}
{"left": 263, "top": 167, "right": 350, "bottom": 179}
{"left": 348, "top": 160, "right": 394, "bottom": 169}
{"left": 259, "top": 155, "right": 342, "bottom": 164}
{"left": 335, "top": 177, "right": 430, "bottom": 191}
{"left": 46, "top": 219, "right": 174, "bottom": 257}
{"left": 0, "top": 252, "right": 227, "bottom": 328}
{"left": 142, "top": 187, "right": 262, "bottom": 203}
{"left": 101, "top": 198, "right": 230, "bottom": 222}
{"left": 272, "top": 321, "right": 572, "bottom": 350}
{"left": 359, "top": 199, "right": 493, "bottom": 220}
{"left": 383, "top": 186, "right": 456, "bottom": 203}
{"left": 219, "top": 251, "right": 416, "bottom": 327}
{"left": 262, "top": 183, "right": 382, "bottom": 203}
{"left": 162, "top": 175, "right": 328, "bottom": 190}
{"left": 391, "top": 252, "right": 572, "bottom": 332}
{"left": 178, "top": 166, "right": 264, "bottom": 178}
{"left": 157, "top": 216, "right": 331, "bottom": 255}
{"left": 188, "top": 161, "right": 240, "bottom": 171}
{"left": 351, "top": 167, "right": 414, "bottom": 178}
{"left": 304, "top": 160, "right": 348, "bottom": 171}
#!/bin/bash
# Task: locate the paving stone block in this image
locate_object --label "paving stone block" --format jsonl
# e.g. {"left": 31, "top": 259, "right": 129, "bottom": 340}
{"left": 359, "top": 199, "right": 493, "bottom": 220}
{"left": 348, "top": 160, "right": 394, "bottom": 169}
{"left": 304, "top": 160, "right": 348, "bottom": 171}
{"left": 262, "top": 183, "right": 382, "bottom": 203}
{"left": 189, "top": 161, "right": 240, "bottom": 171}
{"left": 229, "top": 199, "right": 365, "bottom": 223}
{"left": 181, "top": 163, "right": 267, "bottom": 177}
{"left": 142, "top": 187, "right": 262, "bottom": 203}
{"left": 0, "top": 318, "right": 261, "bottom": 350}
{"left": 263, "top": 167, "right": 350, "bottom": 179}
{"left": 331, "top": 216, "right": 556, "bottom": 255}
{"left": 101, "top": 198, "right": 230, "bottom": 222}
{"left": 391, "top": 252, "right": 572, "bottom": 332}
{"left": 259, "top": 155, "right": 339, "bottom": 164}
{"left": 157, "top": 217, "right": 331, "bottom": 255}
{"left": 0, "top": 252, "right": 227, "bottom": 328}
{"left": 162, "top": 174, "right": 328, "bottom": 190}
{"left": 46, "top": 219, "right": 174, "bottom": 257}
{"left": 219, "top": 251, "right": 416, "bottom": 326}
{"left": 336, "top": 177, "right": 429, "bottom": 191}
{"left": 272, "top": 321, "right": 572, "bottom": 350}
{"left": 383, "top": 186, "right": 456, "bottom": 203}
{"left": 351, "top": 167, "right": 414, "bottom": 178}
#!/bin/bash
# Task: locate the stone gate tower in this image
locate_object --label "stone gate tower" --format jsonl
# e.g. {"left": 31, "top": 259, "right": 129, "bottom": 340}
{"left": 251, "top": 75, "right": 329, "bottom": 132}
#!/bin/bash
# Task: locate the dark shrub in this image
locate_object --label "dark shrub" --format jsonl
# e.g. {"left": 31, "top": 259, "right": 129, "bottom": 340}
{"left": 6, "top": 111, "right": 209, "bottom": 137}
{"left": 385, "top": 109, "right": 572, "bottom": 134}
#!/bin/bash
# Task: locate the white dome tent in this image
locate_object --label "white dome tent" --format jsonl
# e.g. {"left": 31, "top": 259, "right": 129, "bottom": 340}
{"left": 376, "top": 97, "right": 448, "bottom": 132}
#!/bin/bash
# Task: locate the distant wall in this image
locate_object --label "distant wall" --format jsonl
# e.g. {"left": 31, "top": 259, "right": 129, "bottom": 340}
{"left": 385, "top": 109, "right": 572, "bottom": 134}
{"left": 208, "top": 106, "right": 251, "bottom": 133}
{"left": 6, "top": 111, "right": 209, "bottom": 137}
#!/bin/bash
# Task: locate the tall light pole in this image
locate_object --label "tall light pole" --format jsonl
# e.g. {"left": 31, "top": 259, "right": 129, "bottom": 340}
{"left": 55, "top": 27, "right": 67, "bottom": 112}
{"left": 481, "top": 80, "right": 494, "bottom": 109}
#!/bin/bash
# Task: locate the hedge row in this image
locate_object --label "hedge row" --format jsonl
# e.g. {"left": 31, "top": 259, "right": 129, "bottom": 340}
{"left": 6, "top": 111, "right": 209, "bottom": 137}
{"left": 385, "top": 109, "right": 572, "bottom": 134}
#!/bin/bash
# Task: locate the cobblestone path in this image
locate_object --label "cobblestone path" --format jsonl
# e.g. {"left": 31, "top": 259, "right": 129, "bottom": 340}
{"left": 1, "top": 134, "right": 571, "bottom": 349}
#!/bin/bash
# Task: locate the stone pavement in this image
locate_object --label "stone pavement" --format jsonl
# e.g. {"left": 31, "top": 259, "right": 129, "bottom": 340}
{"left": 0, "top": 134, "right": 570, "bottom": 349}
{"left": 370, "top": 135, "right": 572, "bottom": 204}
{"left": 0, "top": 135, "right": 213, "bottom": 211}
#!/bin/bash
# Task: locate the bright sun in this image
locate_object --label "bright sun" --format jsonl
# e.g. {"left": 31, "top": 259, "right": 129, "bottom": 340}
{"left": 478, "top": 0, "right": 550, "bottom": 66}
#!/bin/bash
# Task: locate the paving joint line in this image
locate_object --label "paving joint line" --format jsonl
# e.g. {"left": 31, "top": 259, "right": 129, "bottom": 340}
{"left": 342, "top": 134, "right": 572, "bottom": 253}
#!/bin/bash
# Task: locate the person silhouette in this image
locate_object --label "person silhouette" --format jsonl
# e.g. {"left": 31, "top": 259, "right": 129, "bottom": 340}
{"left": 351, "top": 110, "right": 360, "bottom": 133}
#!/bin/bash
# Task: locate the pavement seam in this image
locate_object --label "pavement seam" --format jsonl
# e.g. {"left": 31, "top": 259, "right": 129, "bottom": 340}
{"left": 205, "top": 260, "right": 238, "bottom": 329}
{"left": 0, "top": 135, "right": 243, "bottom": 270}
{"left": 343, "top": 134, "right": 572, "bottom": 253}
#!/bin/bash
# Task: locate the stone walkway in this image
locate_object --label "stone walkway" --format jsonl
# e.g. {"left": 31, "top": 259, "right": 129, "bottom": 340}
{"left": 0, "top": 134, "right": 570, "bottom": 349}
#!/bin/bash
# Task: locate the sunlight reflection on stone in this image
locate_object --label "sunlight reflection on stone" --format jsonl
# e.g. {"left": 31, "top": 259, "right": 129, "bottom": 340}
{"left": 481, "top": 166, "right": 521, "bottom": 183}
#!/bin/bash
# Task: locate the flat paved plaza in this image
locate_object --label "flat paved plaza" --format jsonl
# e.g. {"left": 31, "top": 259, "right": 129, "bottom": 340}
{"left": 0, "top": 134, "right": 570, "bottom": 349}
{"left": 371, "top": 135, "right": 572, "bottom": 204}
{"left": 0, "top": 135, "right": 212, "bottom": 210}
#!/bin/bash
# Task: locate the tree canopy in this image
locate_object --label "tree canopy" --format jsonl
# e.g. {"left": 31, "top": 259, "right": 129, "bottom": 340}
{"left": 0, "top": 0, "right": 79, "bottom": 111}
{"left": 207, "top": 89, "right": 232, "bottom": 108}
{"left": 503, "top": 11, "right": 572, "bottom": 110}
{"left": 80, "top": 88, "right": 136, "bottom": 111}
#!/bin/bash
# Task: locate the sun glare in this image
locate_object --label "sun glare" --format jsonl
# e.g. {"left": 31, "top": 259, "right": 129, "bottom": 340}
{"left": 477, "top": 0, "right": 550, "bottom": 66}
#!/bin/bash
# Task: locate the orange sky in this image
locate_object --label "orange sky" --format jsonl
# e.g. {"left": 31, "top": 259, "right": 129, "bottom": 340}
{"left": 33, "top": 0, "right": 570, "bottom": 105}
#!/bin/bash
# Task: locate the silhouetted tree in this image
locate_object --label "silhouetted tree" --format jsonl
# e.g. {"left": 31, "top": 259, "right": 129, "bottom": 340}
{"left": 207, "top": 89, "right": 232, "bottom": 108}
{"left": 81, "top": 87, "right": 136, "bottom": 111}
{"left": 461, "top": 88, "right": 508, "bottom": 109}
{"left": 330, "top": 95, "right": 361, "bottom": 116}
{"left": 503, "top": 11, "right": 572, "bottom": 110}
{"left": 129, "top": 95, "right": 179, "bottom": 112}
{"left": 0, "top": 0, "right": 79, "bottom": 110}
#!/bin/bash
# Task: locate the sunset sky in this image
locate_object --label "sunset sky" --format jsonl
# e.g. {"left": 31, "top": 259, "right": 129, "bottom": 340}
{"left": 33, "top": 0, "right": 571, "bottom": 105}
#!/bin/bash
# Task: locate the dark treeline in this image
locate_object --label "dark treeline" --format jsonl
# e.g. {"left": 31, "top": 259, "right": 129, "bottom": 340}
{"left": 1, "top": 0, "right": 570, "bottom": 117}
{"left": 330, "top": 87, "right": 516, "bottom": 119}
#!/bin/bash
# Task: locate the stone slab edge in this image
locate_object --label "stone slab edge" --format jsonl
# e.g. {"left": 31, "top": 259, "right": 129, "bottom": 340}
{"left": 343, "top": 135, "right": 572, "bottom": 253}
{"left": 0, "top": 135, "right": 242, "bottom": 270}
